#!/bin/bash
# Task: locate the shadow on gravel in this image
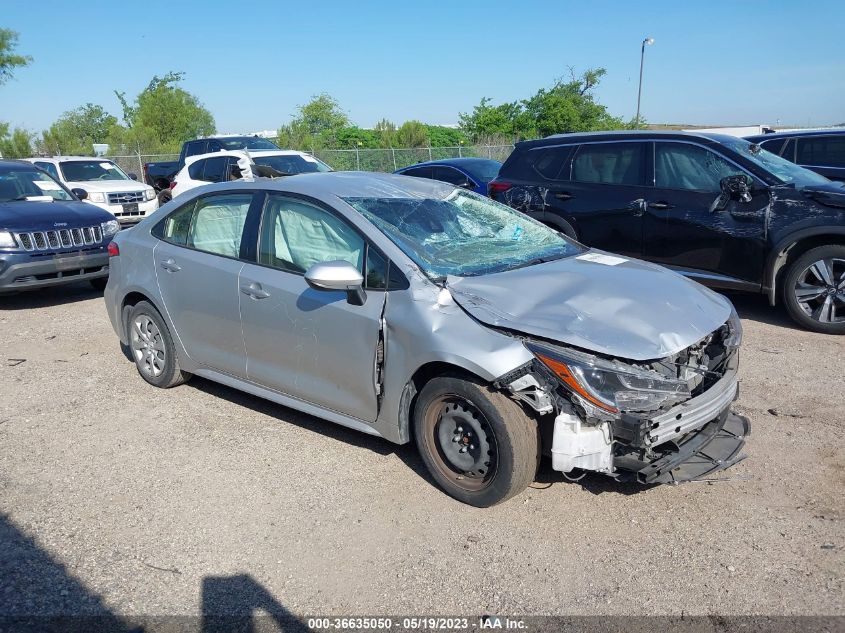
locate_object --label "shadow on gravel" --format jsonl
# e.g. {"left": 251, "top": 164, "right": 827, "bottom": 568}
{"left": 720, "top": 291, "right": 796, "bottom": 329}
{"left": 0, "top": 283, "right": 102, "bottom": 310}
{"left": 190, "top": 376, "right": 432, "bottom": 483}
{"left": 1, "top": 512, "right": 311, "bottom": 632}
{"left": 0, "top": 512, "right": 135, "bottom": 632}
{"left": 201, "top": 574, "right": 309, "bottom": 632}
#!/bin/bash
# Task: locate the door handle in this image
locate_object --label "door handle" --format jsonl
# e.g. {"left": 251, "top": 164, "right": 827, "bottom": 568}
{"left": 628, "top": 198, "right": 646, "bottom": 216}
{"left": 160, "top": 258, "right": 181, "bottom": 272}
{"left": 554, "top": 192, "right": 574, "bottom": 201}
{"left": 648, "top": 201, "right": 674, "bottom": 210}
{"left": 240, "top": 282, "right": 270, "bottom": 300}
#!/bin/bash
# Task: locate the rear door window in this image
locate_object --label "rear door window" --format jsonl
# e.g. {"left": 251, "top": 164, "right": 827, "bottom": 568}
{"left": 400, "top": 166, "right": 433, "bottom": 179}
{"left": 187, "top": 159, "right": 205, "bottom": 181}
{"left": 759, "top": 138, "right": 785, "bottom": 156}
{"left": 432, "top": 166, "right": 471, "bottom": 186}
{"left": 187, "top": 193, "right": 253, "bottom": 258}
{"left": 201, "top": 157, "right": 228, "bottom": 183}
{"left": 184, "top": 140, "right": 208, "bottom": 157}
{"left": 654, "top": 142, "right": 747, "bottom": 192}
{"left": 571, "top": 143, "right": 645, "bottom": 186}
{"left": 796, "top": 136, "right": 845, "bottom": 168}
{"left": 531, "top": 147, "right": 573, "bottom": 180}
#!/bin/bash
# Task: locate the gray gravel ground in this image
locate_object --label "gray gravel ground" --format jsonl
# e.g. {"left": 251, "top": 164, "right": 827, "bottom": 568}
{"left": 0, "top": 284, "right": 842, "bottom": 624}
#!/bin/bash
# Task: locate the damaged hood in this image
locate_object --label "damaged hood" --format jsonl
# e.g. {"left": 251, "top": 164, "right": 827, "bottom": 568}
{"left": 447, "top": 252, "right": 732, "bottom": 361}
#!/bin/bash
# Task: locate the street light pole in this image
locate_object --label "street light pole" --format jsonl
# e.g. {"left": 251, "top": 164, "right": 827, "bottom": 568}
{"left": 636, "top": 37, "right": 654, "bottom": 128}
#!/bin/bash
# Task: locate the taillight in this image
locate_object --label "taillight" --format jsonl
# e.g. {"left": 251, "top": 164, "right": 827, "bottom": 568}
{"left": 169, "top": 181, "right": 177, "bottom": 189}
{"left": 107, "top": 242, "right": 120, "bottom": 257}
{"left": 488, "top": 181, "right": 512, "bottom": 197}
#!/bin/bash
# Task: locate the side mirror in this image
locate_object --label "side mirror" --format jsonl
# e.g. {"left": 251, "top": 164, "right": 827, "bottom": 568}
{"left": 71, "top": 187, "right": 88, "bottom": 200}
{"left": 720, "top": 175, "right": 752, "bottom": 203}
{"left": 127, "top": 172, "right": 138, "bottom": 181}
{"left": 304, "top": 260, "right": 367, "bottom": 305}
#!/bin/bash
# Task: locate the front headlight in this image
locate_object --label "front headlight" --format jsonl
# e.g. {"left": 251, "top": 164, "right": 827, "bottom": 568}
{"left": 0, "top": 230, "right": 17, "bottom": 248}
{"left": 88, "top": 192, "right": 106, "bottom": 203}
{"left": 143, "top": 188, "right": 156, "bottom": 201}
{"left": 101, "top": 220, "right": 120, "bottom": 236}
{"left": 725, "top": 304, "right": 743, "bottom": 350}
{"left": 527, "top": 342, "right": 691, "bottom": 415}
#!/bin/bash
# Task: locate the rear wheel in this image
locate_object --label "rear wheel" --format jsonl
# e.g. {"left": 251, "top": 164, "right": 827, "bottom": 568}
{"left": 157, "top": 189, "right": 173, "bottom": 205}
{"left": 782, "top": 245, "right": 845, "bottom": 334}
{"left": 413, "top": 376, "right": 539, "bottom": 507}
{"left": 127, "top": 301, "right": 190, "bottom": 388}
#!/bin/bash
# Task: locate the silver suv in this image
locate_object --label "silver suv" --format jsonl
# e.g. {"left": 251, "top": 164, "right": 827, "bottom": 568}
{"left": 104, "top": 172, "right": 749, "bottom": 506}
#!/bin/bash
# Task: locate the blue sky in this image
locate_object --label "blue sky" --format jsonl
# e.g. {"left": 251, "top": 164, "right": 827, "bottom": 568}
{"left": 2, "top": 0, "right": 844, "bottom": 134}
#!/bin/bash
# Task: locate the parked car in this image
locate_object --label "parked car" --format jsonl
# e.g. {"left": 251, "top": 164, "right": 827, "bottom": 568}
{"left": 745, "top": 129, "right": 845, "bottom": 182}
{"left": 0, "top": 160, "right": 119, "bottom": 293}
{"left": 25, "top": 156, "right": 158, "bottom": 226}
{"left": 489, "top": 131, "right": 845, "bottom": 334}
{"left": 394, "top": 157, "right": 501, "bottom": 195}
{"left": 144, "top": 136, "right": 281, "bottom": 200}
{"left": 104, "top": 172, "right": 749, "bottom": 506}
{"left": 170, "top": 149, "right": 332, "bottom": 198}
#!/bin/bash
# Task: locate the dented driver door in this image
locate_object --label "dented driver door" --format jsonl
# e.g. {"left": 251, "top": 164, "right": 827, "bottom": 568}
{"left": 238, "top": 194, "right": 383, "bottom": 423}
{"left": 643, "top": 142, "right": 768, "bottom": 287}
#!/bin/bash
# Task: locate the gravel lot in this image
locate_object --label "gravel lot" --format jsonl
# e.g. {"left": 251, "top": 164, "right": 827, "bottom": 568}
{"left": 0, "top": 283, "right": 842, "bottom": 625}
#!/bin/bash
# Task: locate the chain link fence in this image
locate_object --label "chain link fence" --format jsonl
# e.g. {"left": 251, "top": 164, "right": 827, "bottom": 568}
{"left": 104, "top": 145, "right": 515, "bottom": 180}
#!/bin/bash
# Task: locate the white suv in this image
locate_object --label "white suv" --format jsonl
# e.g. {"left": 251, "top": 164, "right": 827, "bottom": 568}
{"left": 170, "top": 149, "right": 331, "bottom": 198}
{"left": 26, "top": 157, "right": 158, "bottom": 225}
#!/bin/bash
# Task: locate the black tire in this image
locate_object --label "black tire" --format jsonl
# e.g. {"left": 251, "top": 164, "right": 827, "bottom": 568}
{"left": 157, "top": 189, "right": 173, "bottom": 205}
{"left": 89, "top": 277, "right": 108, "bottom": 292}
{"left": 782, "top": 245, "right": 845, "bottom": 334}
{"left": 413, "top": 376, "right": 540, "bottom": 507}
{"left": 127, "top": 301, "right": 191, "bottom": 388}
{"left": 543, "top": 219, "right": 577, "bottom": 240}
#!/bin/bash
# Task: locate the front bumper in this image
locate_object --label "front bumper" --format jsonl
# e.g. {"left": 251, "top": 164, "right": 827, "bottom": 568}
{"left": 86, "top": 198, "right": 158, "bottom": 224}
{"left": 549, "top": 355, "right": 751, "bottom": 483}
{"left": 0, "top": 248, "right": 109, "bottom": 292}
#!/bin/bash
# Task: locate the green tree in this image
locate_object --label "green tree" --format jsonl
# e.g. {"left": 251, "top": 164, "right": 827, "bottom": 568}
{"left": 335, "top": 127, "right": 380, "bottom": 149}
{"left": 112, "top": 71, "right": 215, "bottom": 152}
{"left": 374, "top": 118, "right": 397, "bottom": 148}
{"left": 277, "top": 93, "right": 350, "bottom": 150}
{"left": 459, "top": 69, "right": 625, "bottom": 141}
{"left": 39, "top": 103, "right": 117, "bottom": 155}
{"left": 0, "top": 122, "right": 34, "bottom": 158}
{"left": 395, "top": 120, "right": 429, "bottom": 148}
{"left": 0, "top": 28, "right": 32, "bottom": 85}
{"left": 426, "top": 125, "right": 469, "bottom": 147}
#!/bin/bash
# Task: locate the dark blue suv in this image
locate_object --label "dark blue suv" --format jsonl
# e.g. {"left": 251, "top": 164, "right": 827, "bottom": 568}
{"left": 0, "top": 160, "right": 119, "bottom": 293}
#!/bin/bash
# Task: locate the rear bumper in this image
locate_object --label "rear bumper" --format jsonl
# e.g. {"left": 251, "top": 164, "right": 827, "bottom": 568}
{"left": 0, "top": 249, "right": 109, "bottom": 292}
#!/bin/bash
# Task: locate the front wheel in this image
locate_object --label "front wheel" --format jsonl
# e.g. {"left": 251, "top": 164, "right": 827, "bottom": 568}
{"left": 782, "top": 245, "right": 845, "bottom": 334}
{"left": 413, "top": 376, "right": 540, "bottom": 507}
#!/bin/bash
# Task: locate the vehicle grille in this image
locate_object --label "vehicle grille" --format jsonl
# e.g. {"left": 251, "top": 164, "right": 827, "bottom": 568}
{"left": 15, "top": 226, "right": 103, "bottom": 251}
{"left": 108, "top": 191, "right": 144, "bottom": 204}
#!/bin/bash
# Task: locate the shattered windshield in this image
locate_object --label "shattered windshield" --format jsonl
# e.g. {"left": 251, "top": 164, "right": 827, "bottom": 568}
{"left": 721, "top": 137, "right": 831, "bottom": 187}
{"left": 344, "top": 190, "right": 582, "bottom": 278}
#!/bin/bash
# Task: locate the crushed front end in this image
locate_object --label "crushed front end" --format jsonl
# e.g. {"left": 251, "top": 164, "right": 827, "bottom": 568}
{"left": 498, "top": 308, "right": 751, "bottom": 484}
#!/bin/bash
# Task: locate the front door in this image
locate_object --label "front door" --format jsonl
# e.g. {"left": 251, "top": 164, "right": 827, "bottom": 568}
{"left": 239, "top": 193, "right": 384, "bottom": 422}
{"left": 644, "top": 141, "right": 768, "bottom": 286}
{"left": 153, "top": 191, "right": 255, "bottom": 376}
{"left": 545, "top": 142, "right": 649, "bottom": 258}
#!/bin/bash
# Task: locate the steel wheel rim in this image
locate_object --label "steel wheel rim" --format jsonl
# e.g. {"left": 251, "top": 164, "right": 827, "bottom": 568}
{"left": 130, "top": 315, "right": 166, "bottom": 377}
{"left": 423, "top": 395, "right": 498, "bottom": 492}
{"left": 794, "top": 257, "right": 845, "bottom": 324}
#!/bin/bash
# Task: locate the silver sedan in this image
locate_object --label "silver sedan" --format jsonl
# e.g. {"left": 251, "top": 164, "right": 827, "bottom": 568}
{"left": 104, "top": 172, "right": 749, "bottom": 506}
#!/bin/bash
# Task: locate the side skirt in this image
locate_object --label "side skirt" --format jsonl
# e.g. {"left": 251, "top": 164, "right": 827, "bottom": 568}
{"left": 192, "top": 368, "right": 385, "bottom": 439}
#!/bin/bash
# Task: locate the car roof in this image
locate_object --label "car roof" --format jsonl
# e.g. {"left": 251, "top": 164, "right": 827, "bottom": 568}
{"left": 398, "top": 157, "right": 501, "bottom": 169}
{"left": 0, "top": 159, "right": 39, "bottom": 171}
{"left": 24, "top": 156, "right": 116, "bottom": 163}
{"left": 516, "top": 129, "right": 744, "bottom": 149}
{"left": 187, "top": 171, "right": 457, "bottom": 200}
{"left": 745, "top": 128, "right": 845, "bottom": 142}
{"left": 182, "top": 149, "right": 312, "bottom": 167}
